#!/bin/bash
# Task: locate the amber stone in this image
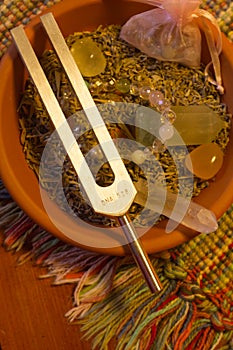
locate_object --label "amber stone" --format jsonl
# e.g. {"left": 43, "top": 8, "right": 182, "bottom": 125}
{"left": 185, "top": 143, "right": 224, "bottom": 180}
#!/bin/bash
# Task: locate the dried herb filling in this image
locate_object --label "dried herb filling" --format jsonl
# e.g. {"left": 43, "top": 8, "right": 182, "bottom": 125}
{"left": 18, "top": 25, "right": 231, "bottom": 227}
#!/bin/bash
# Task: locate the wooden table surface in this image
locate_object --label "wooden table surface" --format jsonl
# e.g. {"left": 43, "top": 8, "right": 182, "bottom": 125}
{"left": 0, "top": 239, "right": 103, "bottom": 350}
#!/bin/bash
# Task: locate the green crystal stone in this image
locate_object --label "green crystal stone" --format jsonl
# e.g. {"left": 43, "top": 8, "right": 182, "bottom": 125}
{"left": 169, "top": 105, "right": 226, "bottom": 146}
{"left": 135, "top": 105, "right": 226, "bottom": 146}
{"left": 70, "top": 37, "right": 106, "bottom": 77}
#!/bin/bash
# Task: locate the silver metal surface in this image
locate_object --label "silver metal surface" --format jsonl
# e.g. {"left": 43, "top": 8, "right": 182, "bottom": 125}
{"left": 118, "top": 215, "right": 162, "bottom": 292}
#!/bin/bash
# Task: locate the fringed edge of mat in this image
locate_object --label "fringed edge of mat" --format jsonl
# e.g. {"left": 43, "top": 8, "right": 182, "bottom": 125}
{"left": 77, "top": 272, "right": 233, "bottom": 350}
{"left": 1, "top": 180, "right": 233, "bottom": 350}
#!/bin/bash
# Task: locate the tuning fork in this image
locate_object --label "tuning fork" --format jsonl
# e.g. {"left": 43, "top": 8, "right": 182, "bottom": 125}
{"left": 11, "top": 13, "right": 162, "bottom": 293}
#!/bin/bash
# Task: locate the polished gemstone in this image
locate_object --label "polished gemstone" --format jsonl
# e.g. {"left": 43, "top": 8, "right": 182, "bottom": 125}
{"left": 148, "top": 90, "right": 165, "bottom": 106}
{"left": 169, "top": 105, "right": 226, "bottom": 146}
{"left": 134, "top": 178, "right": 218, "bottom": 233}
{"left": 131, "top": 149, "right": 147, "bottom": 164}
{"left": 152, "top": 138, "right": 166, "bottom": 153}
{"left": 185, "top": 143, "right": 224, "bottom": 179}
{"left": 70, "top": 37, "right": 106, "bottom": 77}
{"left": 115, "top": 78, "right": 131, "bottom": 93}
{"left": 159, "top": 122, "right": 174, "bottom": 141}
{"left": 139, "top": 86, "right": 151, "bottom": 99}
{"left": 130, "top": 83, "right": 140, "bottom": 95}
{"left": 135, "top": 105, "right": 226, "bottom": 147}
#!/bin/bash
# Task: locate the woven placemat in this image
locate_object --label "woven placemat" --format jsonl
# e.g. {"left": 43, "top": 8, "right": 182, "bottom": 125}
{"left": 0, "top": 1, "right": 233, "bottom": 349}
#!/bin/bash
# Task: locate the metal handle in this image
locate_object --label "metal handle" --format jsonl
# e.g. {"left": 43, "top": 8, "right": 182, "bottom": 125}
{"left": 118, "top": 215, "right": 162, "bottom": 293}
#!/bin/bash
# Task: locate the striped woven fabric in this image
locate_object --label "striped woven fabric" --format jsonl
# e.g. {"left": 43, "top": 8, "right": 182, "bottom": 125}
{"left": 0, "top": 1, "right": 233, "bottom": 349}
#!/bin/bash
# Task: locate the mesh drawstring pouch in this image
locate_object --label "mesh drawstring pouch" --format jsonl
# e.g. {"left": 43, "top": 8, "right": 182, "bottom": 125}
{"left": 120, "top": 0, "right": 224, "bottom": 93}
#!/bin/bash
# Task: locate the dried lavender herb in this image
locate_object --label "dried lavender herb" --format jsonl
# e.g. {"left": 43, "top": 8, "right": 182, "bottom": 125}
{"left": 18, "top": 25, "right": 231, "bottom": 227}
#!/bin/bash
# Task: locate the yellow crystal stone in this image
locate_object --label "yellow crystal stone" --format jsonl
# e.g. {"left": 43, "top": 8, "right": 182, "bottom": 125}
{"left": 70, "top": 37, "right": 106, "bottom": 77}
{"left": 170, "top": 105, "right": 226, "bottom": 146}
{"left": 135, "top": 105, "right": 226, "bottom": 147}
{"left": 185, "top": 143, "right": 224, "bottom": 180}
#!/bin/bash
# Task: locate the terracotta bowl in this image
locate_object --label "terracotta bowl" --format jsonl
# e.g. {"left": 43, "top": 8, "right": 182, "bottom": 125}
{"left": 0, "top": 0, "right": 233, "bottom": 255}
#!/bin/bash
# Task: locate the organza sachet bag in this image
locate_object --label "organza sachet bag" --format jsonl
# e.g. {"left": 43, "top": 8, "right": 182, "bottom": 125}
{"left": 120, "top": 0, "right": 224, "bottom": 93}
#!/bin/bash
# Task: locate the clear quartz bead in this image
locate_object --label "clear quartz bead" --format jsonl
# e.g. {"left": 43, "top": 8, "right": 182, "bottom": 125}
{"left": 103, "top": 78, "right": 116, "bottom": 92}
{"left": 152, "top": 138, "right": 166, "bottom": 153}
{"left": 88, "top": 146, "right": 104, "bottom": 160}
{"left": 159, "top": 122, "right": 174, "bottom": 141}
{"left": 162, "top": 109, "right": 176, "bottom": 124}
{"left": 131, "top": 149, "right": 147, "bottom": 164}
{"left": 159, "top": 100, "right": 171, "bottom": 111}
{"left": 130, "top": 84, "right": 140, "bottom": 95}
{"left": 139, "top": 86, "right": 151, "bottom": 100}
{"left": 143, "top": 146, "right": 153, "bottom": 160}
{"left": 95, "top": 80, "right": 102, "bottom": 87}
{"left": 149, "top": 90, "right": 165, "bottom": 107}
